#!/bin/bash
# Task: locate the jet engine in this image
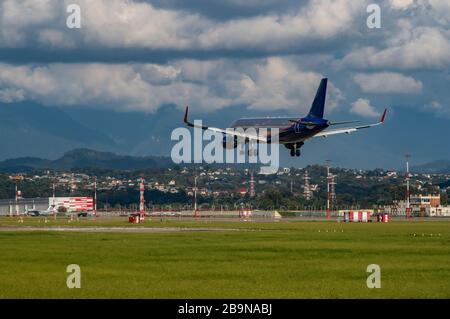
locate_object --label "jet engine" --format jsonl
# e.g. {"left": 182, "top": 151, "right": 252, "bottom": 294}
{"left": 222, "top": 135, "right": 238, "bottom": 149}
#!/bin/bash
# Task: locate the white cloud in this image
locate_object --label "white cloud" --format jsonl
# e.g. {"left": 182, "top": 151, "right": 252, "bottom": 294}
{"left": 341, "top": 21, "right": 450, "bottom": 70}
{"left": 0, "top": 0, "right": 206, "bottom": 49}
{"left": 354, "top": 72, "right": 423, "bottom": 93}
{"left": 177, "top": 57, "right": 344, "bottom": 113}
{"left": 37, "top": 29, "right": 76, "bottom": 48}
{"left": 0, "top": 63, "right": 227, "bottom": 111}
{"left": 198, "top": 0, "right": 366, "bottom": 50}
{"left": 0, "top": 88, "right": 25, "bottom": 103}
{"left": 0, "top": 0, "right": 367, "bottom": 50}
{"left": 0, "top": 58, "right": 343, "bottom": 114}
{"left": 0, "top": 0, "right": 58, "bottom": 46}
{"left": 213, "top": 0, "right": 279, "bottom": 7}
{"left": 236, "top": 57, "right": 344, "bottom": 112}
{"left": 386, "top": 0, "right": 450, "bottom": 24}
{"left": 388, "top": 0, "right": 414, "bottom": 9}
{"left": 79, "top": 0, "right": 208, "bottom": 49}
{"left": 425, "top": 100, "right": 442, "bottom": 110}
{"left": 350, "top": 98, "right": 381, "bottom": 118}
{"left": 0, "top": 0, "right": 447, "bottom": 121}
{"left": 427, "top": 0, "right": 450, "bottom": 24}
{"left": 423, "top": 99, "right": 450, "bottom": 118}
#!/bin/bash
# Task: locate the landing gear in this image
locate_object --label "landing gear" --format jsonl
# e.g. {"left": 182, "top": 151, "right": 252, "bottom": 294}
{"left": 289, "top": 146, "right": 301, "bottom": 157}
{"left": 287, "top": 143, "right": 303, "bottom": 157}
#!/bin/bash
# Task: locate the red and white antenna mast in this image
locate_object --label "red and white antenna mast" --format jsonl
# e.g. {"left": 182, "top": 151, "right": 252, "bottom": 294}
{"left": 93, "top": 176, "right": 97, "bottom": 216}
{"left": 194, "top": 175, "right": 198, "bottom": 217}
{"left": 10, "top": 175, "right": 24, "bottom": 216}
{"left": 250, "top": 172, "right": 255, "bottom": 198}
{"left": 304, "top": 169, "right": 311, "bottom": 200}
{"left": 326, "top": 160, "right": 336, "bottom": 220}
{"left": 139, "top": 177, "right": 145, "bottom": 213}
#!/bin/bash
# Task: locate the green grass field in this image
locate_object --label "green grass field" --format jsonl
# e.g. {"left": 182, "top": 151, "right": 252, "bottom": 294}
{"left": 0, "top": 217, "right": 449, "bottom": 298}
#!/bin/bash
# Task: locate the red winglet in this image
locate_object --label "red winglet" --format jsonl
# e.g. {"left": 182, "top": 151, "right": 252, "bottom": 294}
{"left": 380, "top": 108, "right": 387, "bottom": 123}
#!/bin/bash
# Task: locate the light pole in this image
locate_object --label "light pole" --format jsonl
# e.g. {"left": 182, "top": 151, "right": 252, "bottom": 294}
{"left": 52, "top": 181, "right": 56, "bottom": 220}
{"left": 405, "top": 154, "right": 411, "bottom": 220}
{"left": 94, "top": 176, "right": 97, "bottom": 216}
{"left": 10, "top": 175, "right": 24, "bottom": 216}
{"left": 15, "top": 181, "right": 18, "bottom": 216}
{"left": 326, "top": 160, "right": 331, "bottom": 220}
{"left": 194, "top": 175, "right": 198, "bottom": 217}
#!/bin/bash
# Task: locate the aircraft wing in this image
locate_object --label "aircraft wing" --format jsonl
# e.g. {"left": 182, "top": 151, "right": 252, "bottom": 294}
{"left": 312, "top": 108, "right": 387, "bottom": 138}
{"left": 183, "top": 106, "right": 268, "bottom": 143}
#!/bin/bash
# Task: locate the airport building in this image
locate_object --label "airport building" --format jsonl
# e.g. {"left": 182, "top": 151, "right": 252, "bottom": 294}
{"left": 428, "top": 206, "right": 450, "bottom": 217}
{"left": 0, "top": 198, "right": 48, "bottom": 216}
{"left": 410, "top": 194, "right": 441, "bottom": 209}
{"left": 389, "top": 194, "right": 450, "bottom": 216}
{"left": 0, "top": 197, "right": 93, "bottom": 215}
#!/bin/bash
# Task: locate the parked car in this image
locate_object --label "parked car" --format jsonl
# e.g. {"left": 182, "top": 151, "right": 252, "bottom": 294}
{"left": 77, "top": 211, "right": 95, "bottom": 218}
{"left": 26, "top": 210, "right": 41, "bottom": 217}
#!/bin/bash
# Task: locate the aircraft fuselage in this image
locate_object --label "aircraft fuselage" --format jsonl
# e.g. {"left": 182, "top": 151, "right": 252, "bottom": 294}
{"left": 230, "top": 116, "right": 329, "bottom": 144}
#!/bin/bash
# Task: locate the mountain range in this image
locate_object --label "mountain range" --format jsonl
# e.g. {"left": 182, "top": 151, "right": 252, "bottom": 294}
{"left": 412, "top": 161, "right": 450, "bottom": 174}
{"left": 2, "top": 102, "right": 450, "bottom": 169}
{"left": 0, "top": 147, "right": 449, "bottom": 174}
{"left": 0, "top": 102, "right": 251, "bottom": 161}
{"left": 0, "top": 148, "right": 173, "bottom": 172}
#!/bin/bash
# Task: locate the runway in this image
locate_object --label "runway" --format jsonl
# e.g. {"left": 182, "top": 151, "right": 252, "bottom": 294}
{"left": 0, "top": 226, "right": 247, "bottom": 233}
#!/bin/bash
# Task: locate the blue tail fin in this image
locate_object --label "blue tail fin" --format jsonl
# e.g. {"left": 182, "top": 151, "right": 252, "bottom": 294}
{"left": 307, "top": 78, "right": 327, "bottom": 118}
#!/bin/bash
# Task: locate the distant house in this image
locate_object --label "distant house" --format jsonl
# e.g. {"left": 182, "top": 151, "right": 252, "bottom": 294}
{"left": 386, "top": 171, "right": 398, "bottom": 177}
{"left": 237, "top": 188, "right": 248, "bottom": 196}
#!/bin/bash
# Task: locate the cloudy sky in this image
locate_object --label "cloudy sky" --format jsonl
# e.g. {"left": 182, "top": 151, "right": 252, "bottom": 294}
{"left": 0, "top": 0, "right": 449, "bottom": 168}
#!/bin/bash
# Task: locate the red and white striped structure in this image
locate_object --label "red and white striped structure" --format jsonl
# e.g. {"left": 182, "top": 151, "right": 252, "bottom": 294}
{"left": 239, "top": 208, "right": 253, "bottom": 218}
{"left": 377, "top": 213, "right": 390, "bottom": 223}
{"left": 139, "top": 178, "right": 145, "bottom": 213}
{"left": 10, "top": 175, "right": 24, "bottom": 216}
{"left": 343, "top": 210, "right": 372, "bottom": 222}
{"left": 50, "top": 197, "right": 94, "bottom": 212}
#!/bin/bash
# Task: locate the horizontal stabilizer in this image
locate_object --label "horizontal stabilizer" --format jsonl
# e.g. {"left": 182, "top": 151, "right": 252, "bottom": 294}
{"left": 312, "top": 108, "right": 388, "bottom": 138}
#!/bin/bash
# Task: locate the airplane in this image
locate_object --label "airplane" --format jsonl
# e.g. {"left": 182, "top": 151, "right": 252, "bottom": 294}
{"left": 183, "top": 78, "right": 387, "bottom": 157}
{"left": 26, "top": 205, "right": 57, "bottom": 217}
